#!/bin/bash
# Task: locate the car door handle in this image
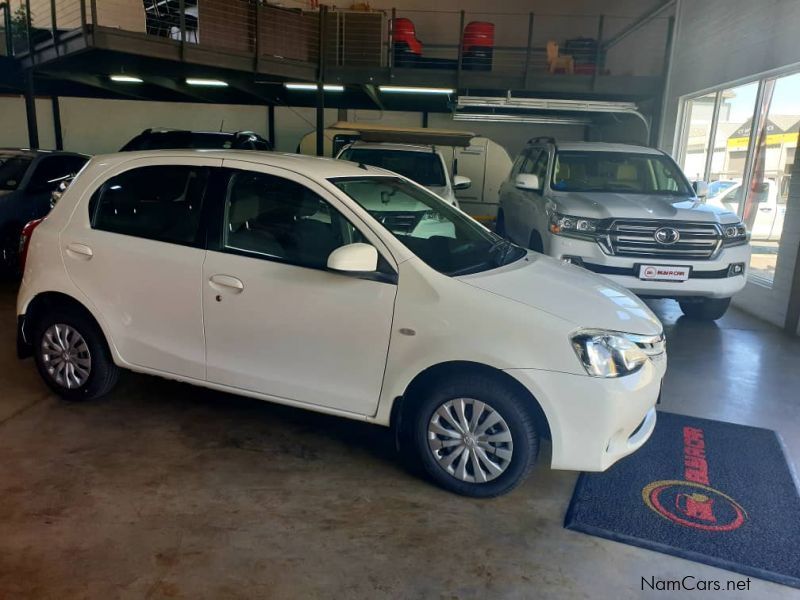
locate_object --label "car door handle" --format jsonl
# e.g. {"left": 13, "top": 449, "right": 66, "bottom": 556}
{"left": 66, "top": 243, "right": 93, "bottom": 259}
{"left": 209, "top": 274, "right": 244, "bottom": 293}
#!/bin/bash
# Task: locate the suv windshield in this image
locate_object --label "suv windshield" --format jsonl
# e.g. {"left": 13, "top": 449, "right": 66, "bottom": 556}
{"left": 551, "top": 151, "right": 692, "bottom": 196}
{"left": 339, "top": 148, "right": 446, "bottom": 187}
{"left": 332, "top": 176, "right": 524, "bottom": 276}
{"left": 0, "top": 155, "right": 32, "bottom": 191}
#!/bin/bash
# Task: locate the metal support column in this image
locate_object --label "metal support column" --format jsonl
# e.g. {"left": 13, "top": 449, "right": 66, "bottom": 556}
{"left": 315, "top": 6, "right": 328, "bottom": 157}
{"left": 52, "top": 96, "right": 63, "bottom": 150}
{"left": 267, "top": 104, "right": 275, "bottom": 149}
{"left": 24, "top": 71, "right": 39, "bottom": 149}
{"left": 523, "top": 13, "right": 534, "bottom": 87}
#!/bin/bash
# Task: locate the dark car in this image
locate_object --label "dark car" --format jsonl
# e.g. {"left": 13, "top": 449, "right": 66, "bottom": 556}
{"left": 0, "top": 149, "right": 90, "bottom": 273}
{"left": 120, "top": 129, "right": 273, "bottom": 152}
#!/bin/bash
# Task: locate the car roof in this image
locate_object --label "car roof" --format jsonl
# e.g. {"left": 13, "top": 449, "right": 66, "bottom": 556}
{"left": 139, "top": 129, "right": 262, "bottom": 137}
{"left": 90, "top": 150, "right": 395, "bottom": 179}
{"left": 0, "top": 148, "right": 89, "bottom": 158}
{"left": 541, "top": 141, "right": 664, "bottom": 155}
{"left": 345, "top": 141, "right": 438, "bottom": 154}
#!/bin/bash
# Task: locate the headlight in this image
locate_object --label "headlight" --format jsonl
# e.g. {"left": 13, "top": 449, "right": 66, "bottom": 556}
{"left": 570, "top": 330, "right": 649, "bottom": 378}
{"left": 549, "top": 211, "right": 601, "bottom": 239}
{"left": 721, "top": 221, "right": 748, "bottom": 246}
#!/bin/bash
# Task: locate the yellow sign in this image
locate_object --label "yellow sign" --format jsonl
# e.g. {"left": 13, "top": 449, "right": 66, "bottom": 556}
{"left": 727, "top": 132, "right": 799, "bottom": 149}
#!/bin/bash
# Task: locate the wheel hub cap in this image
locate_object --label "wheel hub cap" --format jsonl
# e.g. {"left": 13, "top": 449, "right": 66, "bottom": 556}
{"left": 427, "top": 398, "right": 514, "bottom": 483}
{"left": 40, "top": 324, "right": 92, "bottom": 389}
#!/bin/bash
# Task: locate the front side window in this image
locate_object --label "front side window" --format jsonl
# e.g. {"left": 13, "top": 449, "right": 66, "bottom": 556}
{"left": 339, "top": 148, "right": 446, "bottom": 187}
{"left": 551, "top": 151, "right": 692, "bottom": 195}
{"left": 223, "top": 171, "right": 365, "bottom": 270}
{"left": 332, "top": 176, "right": 525, "bottom": 276}
{"left": 0, "top": 155, "right": 32, "bottom": 191}
{"left": 90, "top": 165, "right": 209, "bottom": 246}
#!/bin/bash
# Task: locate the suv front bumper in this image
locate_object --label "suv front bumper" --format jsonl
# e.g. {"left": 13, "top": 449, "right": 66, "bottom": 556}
{"left": 547, "top": 235, "right": 751, "bottom": 299}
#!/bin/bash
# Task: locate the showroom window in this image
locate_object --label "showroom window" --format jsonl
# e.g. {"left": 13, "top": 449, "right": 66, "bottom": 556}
{"left": 677, "top": 70, "right": 800, "bottom": 287}
{"left": 222, "top": 171, "right": 364, "bottom": 270}
{"left": 90, "top": 165, "right": 209, "bottom": 246}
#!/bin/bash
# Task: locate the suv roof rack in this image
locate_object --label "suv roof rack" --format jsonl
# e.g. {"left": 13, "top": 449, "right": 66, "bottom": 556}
{"left": 527, "top": 136, "right": 557, "bottom": 147}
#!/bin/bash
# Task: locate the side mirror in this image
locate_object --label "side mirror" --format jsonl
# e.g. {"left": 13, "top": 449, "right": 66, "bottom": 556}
{"left": 515, "top": 173, "right": 541, "bottom": 192}
{"left": 693, "top": 180, "right": 708, "bottom": 198}
{"left": 453, "top": 175, "right": 471, "bottom": 190}
{"left": 327, "top": 243, "right": 378, "bottom": 273}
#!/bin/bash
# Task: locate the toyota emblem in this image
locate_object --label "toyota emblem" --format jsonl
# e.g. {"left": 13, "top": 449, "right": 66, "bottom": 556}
{"left": 654, "top": 227, "right": 680, "bottom": 245}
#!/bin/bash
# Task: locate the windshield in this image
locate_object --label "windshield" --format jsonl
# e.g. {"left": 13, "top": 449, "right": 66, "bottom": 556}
{"left": 332, "top": 176, "right": 524, "bottom": 276}
{"left": 0, "top": 155, "right": 33, "bottom": 191}
{"left": 551, "top": 151, "right": 692, "bottom": 196}
{"left": 339, "top": 148, "right": 447, "bottom": 187}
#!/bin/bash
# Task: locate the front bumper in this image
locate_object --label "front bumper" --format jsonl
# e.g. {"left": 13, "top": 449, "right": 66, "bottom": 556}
{"left": 505, "top": 357, "right": 664, "bottom": 472}
{"left": 547, "top": 235, "right": 751, "bottom": 299}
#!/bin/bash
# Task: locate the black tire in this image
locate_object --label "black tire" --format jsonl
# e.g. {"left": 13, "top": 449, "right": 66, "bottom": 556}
{"left": 528, "top": 230, "right": 544, "bottom": 253}
{"left": 410, "top": 375, "right": 539, "bottom": 498}
{"left": 0, "top": 224, "right": 21, "bottom": 277}
{"left": 495, "top": 210, "right": 506, "bottom": 237}
{"left": 679, "top": 297, "right": 731, "bottom": 321}
{"left": 32, "top": 305, "right": 120, "bottom": 401}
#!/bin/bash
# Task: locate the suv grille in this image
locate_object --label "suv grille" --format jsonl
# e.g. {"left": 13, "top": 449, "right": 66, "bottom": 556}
{"left": 604, "top": 220, "right": 721, "bottom": 260}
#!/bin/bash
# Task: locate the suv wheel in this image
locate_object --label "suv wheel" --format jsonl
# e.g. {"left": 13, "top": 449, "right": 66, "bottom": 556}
{"left": 528, "top": 230, "right": 544, "bottom": 253}
{"left": 495, "top": 210, "right": 506, "bottom": 237}
{"left": 32, "top": 306, "right": 120, "bottom": 401}
{"left": 410, "top": 376, "right": 539, "bottom": 497}
{"left": 679, "top": 297, "right": 731, "bottom": 321}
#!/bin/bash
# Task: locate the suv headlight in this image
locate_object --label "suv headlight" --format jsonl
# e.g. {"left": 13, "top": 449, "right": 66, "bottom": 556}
{"left": 570, "top": 330, "right": 649, "bottom": 378}
{"left": 721, "top": 221, "right": 748, "bottom": 246}
{"left": 549, "top": 211, "right": 601, "bottom": 239}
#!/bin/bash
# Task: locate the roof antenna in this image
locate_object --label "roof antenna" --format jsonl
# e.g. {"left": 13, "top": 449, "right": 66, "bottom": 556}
{"left": 358, "top": 162, "right": 368, "bottom": 170}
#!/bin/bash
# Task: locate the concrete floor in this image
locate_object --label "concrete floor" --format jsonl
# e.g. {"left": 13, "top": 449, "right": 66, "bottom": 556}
{"left": 1, "top": 279, "right": 799, "bottom": 600}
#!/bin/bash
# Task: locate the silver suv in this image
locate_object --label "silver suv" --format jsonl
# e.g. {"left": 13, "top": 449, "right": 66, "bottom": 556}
{"left": 497, "top": 139, "right": 751, "bottom": 320}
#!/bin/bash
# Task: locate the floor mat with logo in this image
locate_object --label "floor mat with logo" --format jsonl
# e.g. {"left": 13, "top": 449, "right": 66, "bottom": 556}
{"left": 564, "top": 411, "right": 800, "bottom": 588}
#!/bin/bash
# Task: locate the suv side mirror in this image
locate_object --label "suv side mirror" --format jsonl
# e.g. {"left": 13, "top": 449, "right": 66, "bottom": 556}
{"left": 453, "top": 175, "right": 471, "bottom": 190}
{"left": 693, "top": 180, "right": 708, "bottom": 198}
{"left": 516, "top": 174, "right": 541, "bottom": 192}
{"left": 327, "top": 243, "right": 378, "bottom": 273}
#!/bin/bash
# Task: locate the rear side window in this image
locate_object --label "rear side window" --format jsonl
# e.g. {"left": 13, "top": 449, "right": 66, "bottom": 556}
{"left": 28, "top": 155, "right": 88, "bottom": 192}
{"left": 89, "top": 165, "right": 209, "bottom": 246}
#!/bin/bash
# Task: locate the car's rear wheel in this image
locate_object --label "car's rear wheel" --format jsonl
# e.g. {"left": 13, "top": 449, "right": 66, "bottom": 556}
{"left": 528, "top": 230, "right": 544, "bottom": 253}
{"left": 410, "top": 375, "right": 539, "bottom": 497}
{"left": 0, "top": 224, "right": 21, "bottom": 276}
{"left": 32, "top": 306, "right": 119, "bottom": 401}
{"left": 679, "top": 297, "right": 731, "bottom": 321}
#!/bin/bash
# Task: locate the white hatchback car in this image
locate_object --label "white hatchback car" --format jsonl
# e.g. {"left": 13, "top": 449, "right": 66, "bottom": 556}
{"left": 17, "top": 151, "right": 665, "bottom": 497}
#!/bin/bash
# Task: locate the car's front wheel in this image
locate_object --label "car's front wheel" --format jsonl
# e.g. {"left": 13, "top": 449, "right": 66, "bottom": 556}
{"left": 411, "top": 375, "right": 539, "bottom": 497}
{"left": 678, "top": 297, "right": 731, "bottom": 321}
{"left": 32, "top": 306, "right": 120, "bottom": 401}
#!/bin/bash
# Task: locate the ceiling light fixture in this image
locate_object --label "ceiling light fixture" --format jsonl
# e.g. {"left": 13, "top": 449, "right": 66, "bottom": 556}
{"left": 284, "top": 83, "right": 345, "bottom": 92}
{"left": 379, "top": 86, "right": 454, "bottom": 94}
{"left": 452, "top": 113, "right": 591, "bottom": 126}
{"left": 110, "top": 75, "right": 143, "bottom": 84}
{"left": 186, "top": 78, "right": 229, "bottom": 87}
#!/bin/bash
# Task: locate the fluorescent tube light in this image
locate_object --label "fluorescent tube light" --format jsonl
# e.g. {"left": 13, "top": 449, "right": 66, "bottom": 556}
{"left": 379, "top": 86, "right": 454, "bottom": 94}
{"left": 110, "top": 75, "right": 143, "bottom": 84}
{"left": 284, "top": 83, "right": 345, "bottom": 92}
{"left": 186, "top": 78, "right": 228, "bottom": 87}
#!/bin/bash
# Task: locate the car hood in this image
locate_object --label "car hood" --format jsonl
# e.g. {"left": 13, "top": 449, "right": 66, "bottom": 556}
{"left": 457, "top": 252, "right": 663, "bottom": 336}
{"left": 552, "top": 191, "right": 740, "bottom": 223}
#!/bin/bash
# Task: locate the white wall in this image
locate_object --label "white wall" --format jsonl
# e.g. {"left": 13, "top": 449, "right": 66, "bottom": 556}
{"left": 0, "top": 95, "right": 56, "bottom": 149}
{"left": 660, "top": 0, "right": 800, "bottom": 331}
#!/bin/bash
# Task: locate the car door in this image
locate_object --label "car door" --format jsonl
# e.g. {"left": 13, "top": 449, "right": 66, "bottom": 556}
{"left": 503, "top": 149, "right": 538, "bottom": 244}
{"left": 202, "top": 161, "right": 397, "bottom": 416}
{"left": 61, "top": 158, "right": 219, "bottom": 380}
{"left": 517, "top": 149, "right": 550, "bottom": 248}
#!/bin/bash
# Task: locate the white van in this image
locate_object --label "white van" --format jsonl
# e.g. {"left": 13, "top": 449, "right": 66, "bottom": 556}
{"left": 298, "top": 122, "right": 512, "bottom": 223}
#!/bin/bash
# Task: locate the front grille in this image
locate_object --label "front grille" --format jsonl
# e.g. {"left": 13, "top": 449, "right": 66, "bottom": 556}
{"left": 603, "top": 220, "right": 721, "bottom": 260}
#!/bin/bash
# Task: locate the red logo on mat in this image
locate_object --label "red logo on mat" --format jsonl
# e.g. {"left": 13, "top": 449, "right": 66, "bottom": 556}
{"left": 641, "top": 427, "right": 747, "bottom": 531}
